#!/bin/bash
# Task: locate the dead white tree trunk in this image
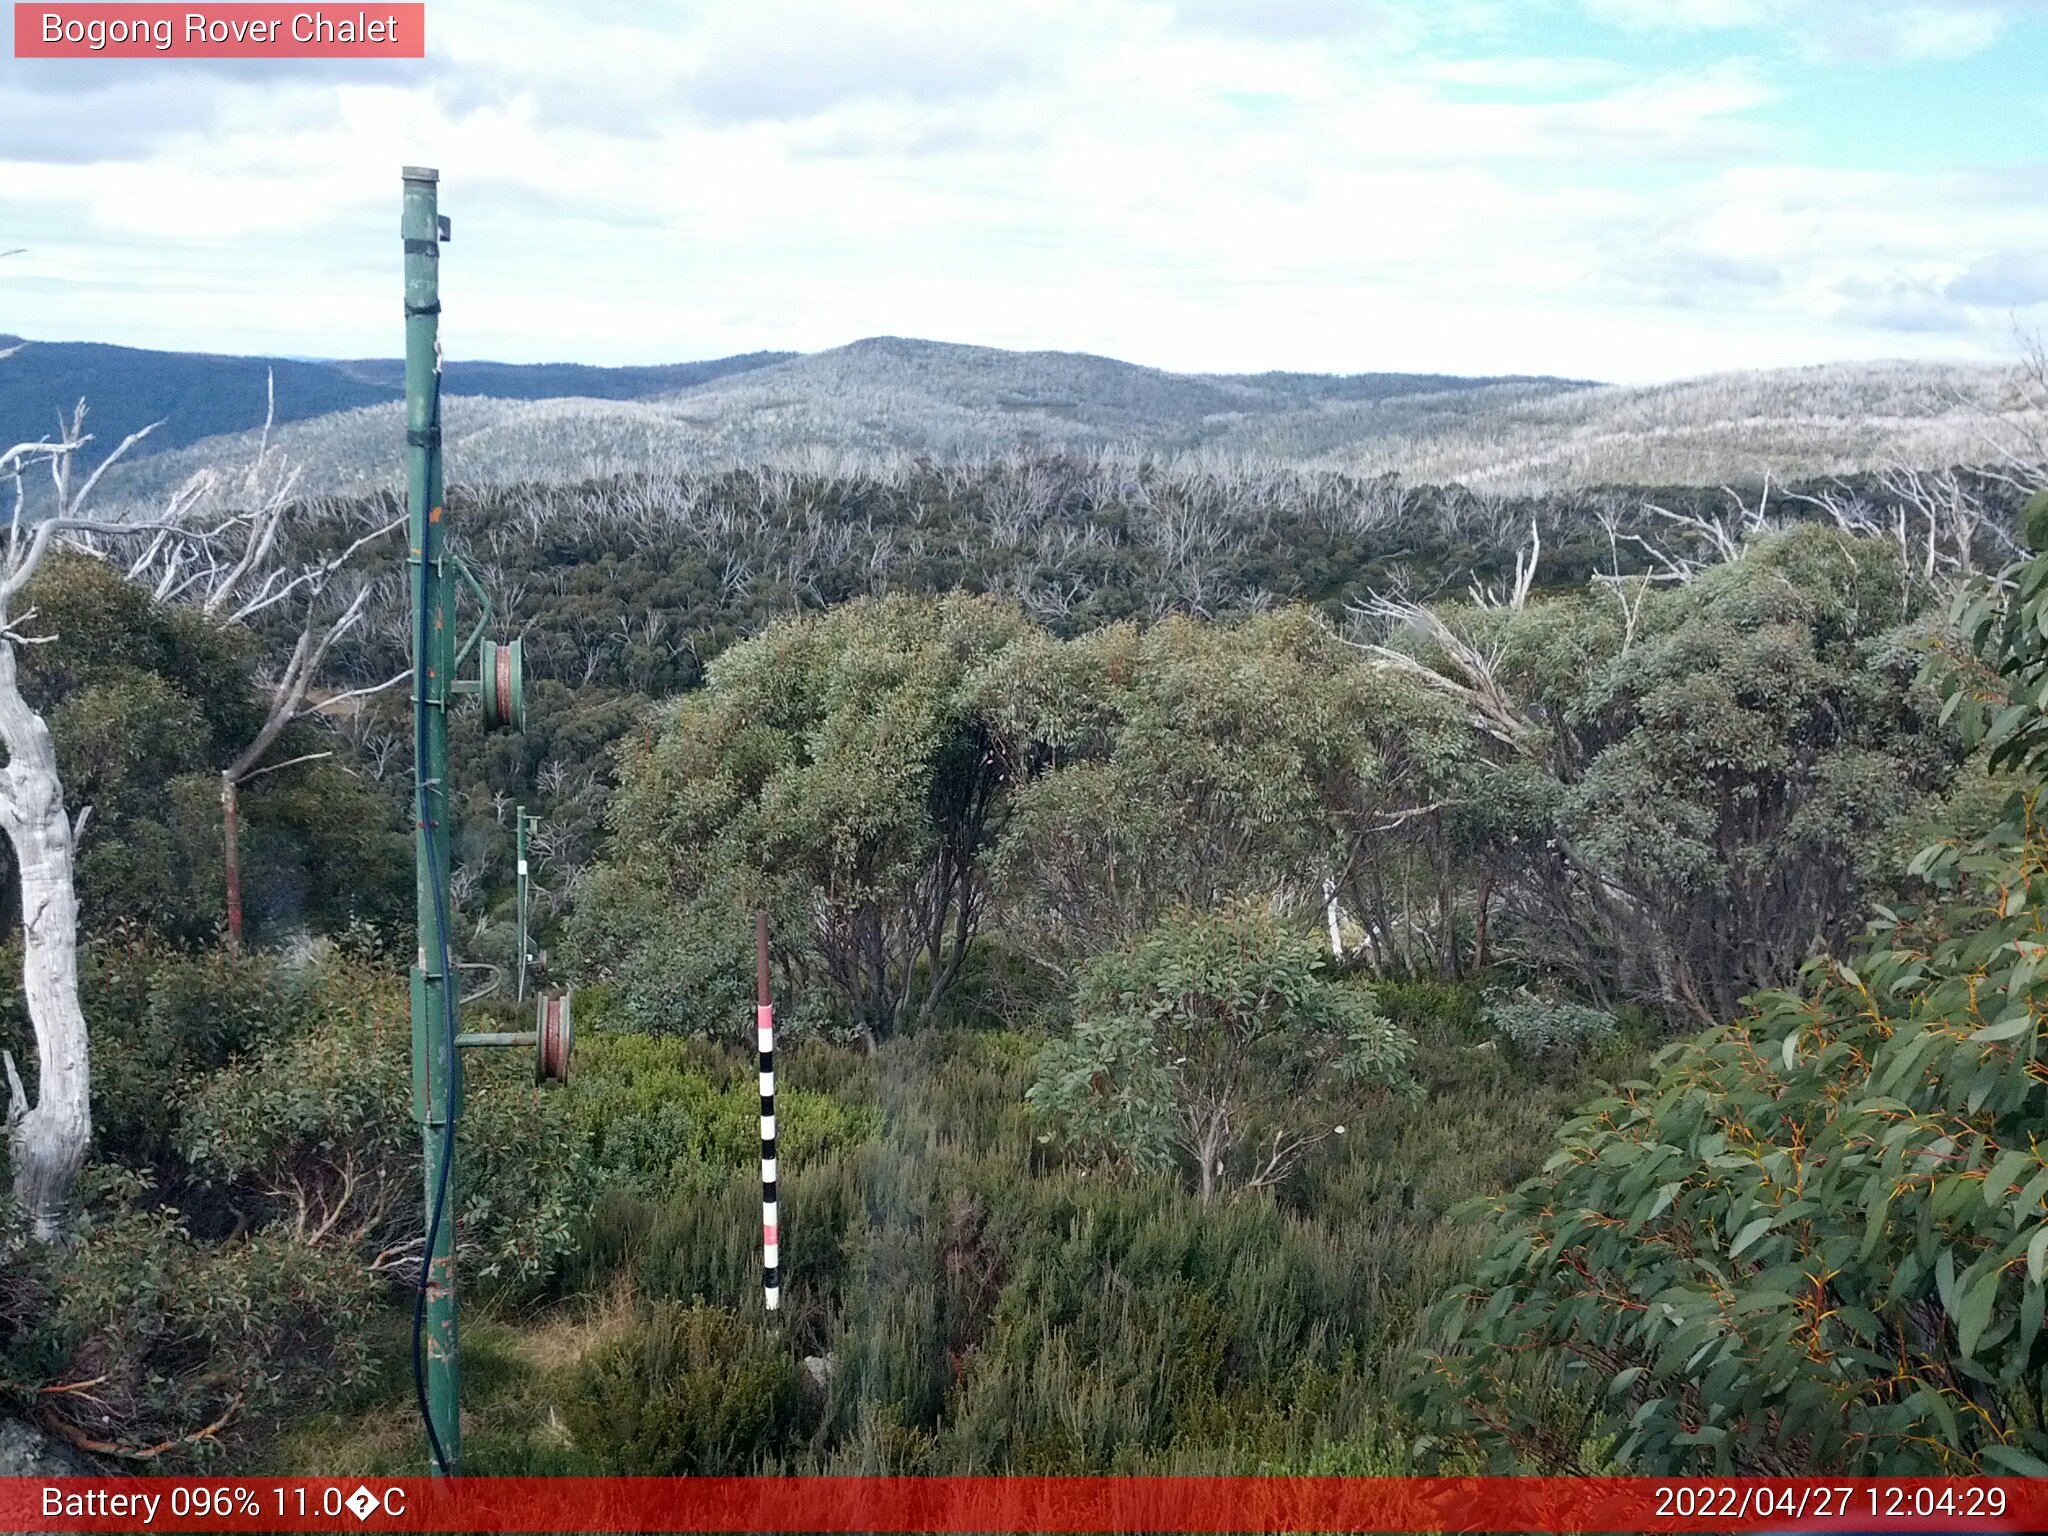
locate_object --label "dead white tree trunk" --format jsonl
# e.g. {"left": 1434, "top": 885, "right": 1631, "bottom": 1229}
{"left": 0, "top": 411, "right": 178, "bottom": 1238}
{"left": 0, "top": 632, "right": 87, "bottom": 1241}
{"left": 0, "top": 381, "right": 406, "bottom": 1228}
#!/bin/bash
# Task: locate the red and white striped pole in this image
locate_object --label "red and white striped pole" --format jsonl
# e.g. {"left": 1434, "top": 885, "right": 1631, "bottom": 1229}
{"left": 756, "top": 912, "right": 779, "bottom": 1314}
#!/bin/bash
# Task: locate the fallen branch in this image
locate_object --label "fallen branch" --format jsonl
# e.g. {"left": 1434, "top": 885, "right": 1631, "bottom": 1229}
{"left": 46, "top": 1393, "right": 242, "bottom": 1461}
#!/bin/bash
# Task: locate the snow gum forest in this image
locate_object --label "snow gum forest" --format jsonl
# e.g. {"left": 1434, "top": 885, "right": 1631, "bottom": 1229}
{"left": 3, "top": 341, "right": 2048, "bottom": 1478}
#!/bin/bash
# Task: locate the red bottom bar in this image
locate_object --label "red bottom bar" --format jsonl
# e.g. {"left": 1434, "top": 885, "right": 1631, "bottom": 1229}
{"left": 1, "top": 1476, "right": 2038, "bottom": 1533}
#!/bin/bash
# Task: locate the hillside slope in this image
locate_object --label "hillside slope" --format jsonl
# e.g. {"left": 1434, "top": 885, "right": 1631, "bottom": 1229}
{"left": 56, "top": 336, "right": 2046, "bottom": 503}
{"left": 81, "top": 337, "right": 1591, "bottom": 502}
{"left": 0, "top": 337, "right": 395, "bottom": 458}
{"left": 329, "top": 351, "right": 794, "bottom": 402}
{"left": 1251, "top": 360, "right": 2044, "bottom": 487}
{"left": 0, "top": 336, "right": 792, "bottom": 462}
{"left": 645, "top": 336, "right": 1581, "bottom": 456}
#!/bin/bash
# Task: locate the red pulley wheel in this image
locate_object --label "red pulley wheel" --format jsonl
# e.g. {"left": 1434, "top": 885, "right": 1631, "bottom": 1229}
{"left": 477, "top": 637, "right": 525, "bottom": 732}
{"left": 536, "top": 990, "right": 573, "bottom": 1084}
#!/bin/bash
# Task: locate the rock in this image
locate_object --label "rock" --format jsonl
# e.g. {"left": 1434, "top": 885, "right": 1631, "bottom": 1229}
{"left": 0, "top": 1417, "right": 93, "bottom": 1476}
{"left": 800, "top": 1353, "right": 837, "bottom": 1397}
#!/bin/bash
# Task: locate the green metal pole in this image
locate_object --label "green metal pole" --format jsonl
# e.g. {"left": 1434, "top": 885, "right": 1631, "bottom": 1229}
{"left": 403, "top": 164, "right": 460, "bottom": 1476}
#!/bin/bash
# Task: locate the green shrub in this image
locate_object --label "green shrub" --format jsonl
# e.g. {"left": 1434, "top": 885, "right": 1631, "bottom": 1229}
{"left": 1403, "top": 523, "right": 2048, "bottom": 1476}
{"left": 513, "top": 1004, "right": 1619, "bottom": 1477}
{"left": 920, "top": 1170, "right": 1397, "bottom": 1472}
{"left": 1029, "top": 908, "right": 1417, "bottom": 1202}
{"left": 1481, "top": 994, "right": 1618, "bottom": 1060}
{"left": 921, "top": 931, "right": 1068, "bottom": 1035}
{"left": 563, "top": 1300, "right": 809, "bottom": 1473}
{"left": 177, "top": 956, "right": 594, "bottom": 1287}
{"left": 1411, "top": 786, "right": 2048, "bottom": 1473}
{"left": 589, "top": 594, "right": 1032, "bottom": 1046}
{"left": 560, "top": 1187, "right": 657, "bottom": 1290}
{"left": 5, "top": 1169, "right": 380, "bottom": 1462}
{"left": 0, "top": 938, "right": 308, "bottom": 1164}
{"left": 570, "top": 1033, "right": 880, "bottom": 1196}
{"left": 1373, "top": 975, "right": 1487, "bottom": 1037}
{"left": 566, "top": 868, "right": 757, "bottom": 1038}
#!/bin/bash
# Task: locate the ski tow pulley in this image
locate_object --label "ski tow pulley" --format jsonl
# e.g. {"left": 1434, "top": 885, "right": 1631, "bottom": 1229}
{"left": 536, "top": 989, "right": 573, "bottom": 1084}
{"left": 477, "top": 636, "right": 524, "bottom": 731}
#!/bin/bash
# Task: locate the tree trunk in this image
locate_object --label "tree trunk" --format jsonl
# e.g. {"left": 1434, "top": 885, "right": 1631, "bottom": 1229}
{"left": 0, "top": 643, "right": 90, "bottom": 1242}
{"left": 1194, "top": 1114, "right": 1225, "bottom": 1206}
{"left": 222, "top": 774, "right": 243, "bottom": 951}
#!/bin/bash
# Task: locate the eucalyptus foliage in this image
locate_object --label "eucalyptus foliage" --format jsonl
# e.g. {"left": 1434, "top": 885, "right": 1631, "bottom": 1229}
{"left": 1483, "top": 995, "right": 1618, "bottom": 1060}
{"left": 587, "top": 594, "right": 1030, "bottom": 1044}
{"left": 985, "top": 608, "right": 1462, "bottom": 981}
{"left": 178, "top": 956, "right": 594, "bottom": 1286}
{"left": 9, "top": 552, "right": 407, "bottom": 944}
{"left": 1029, "top": 908, "right": 1416, "bottom": 1203}
{"left": 1426, "top": 525, "right": 1962, "bottom": 1019}
{"left": 1408, "top": 509, "right": 2048, "bottom": 1474}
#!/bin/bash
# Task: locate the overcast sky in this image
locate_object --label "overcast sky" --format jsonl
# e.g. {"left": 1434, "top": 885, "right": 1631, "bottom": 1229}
{"left": 3, "top": 0, "right": 2045, "bottom": 381}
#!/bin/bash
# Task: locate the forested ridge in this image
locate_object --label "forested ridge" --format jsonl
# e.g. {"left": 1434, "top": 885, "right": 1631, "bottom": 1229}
{"left": 2, "top": 434, "right": 2047, "bottom": 1477}
{"left": 91, "top": 344, "right": 2048, "bottom": 508}
{"left": 0, "top": 337, "right": 797, "bottom": 467}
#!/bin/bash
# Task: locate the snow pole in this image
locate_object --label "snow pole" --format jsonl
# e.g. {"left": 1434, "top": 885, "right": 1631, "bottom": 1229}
{"left": 515, "top": 806, "right": 536, "bottom": 1003}
{"left": 757, "top": 911, "right": 780, "bottom": 1313}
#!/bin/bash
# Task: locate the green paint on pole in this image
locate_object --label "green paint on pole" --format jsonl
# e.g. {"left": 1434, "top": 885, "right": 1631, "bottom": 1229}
{"left": 403, "top": 164, "right": 461, "bottom": 1476}
{"left": 397, "top": 163, "right": 545, "bottom": 1477}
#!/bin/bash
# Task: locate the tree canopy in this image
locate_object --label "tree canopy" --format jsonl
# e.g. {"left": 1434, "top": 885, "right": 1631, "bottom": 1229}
{"left": 1406, "top": 517, "right": 2048, "bottom": 1474}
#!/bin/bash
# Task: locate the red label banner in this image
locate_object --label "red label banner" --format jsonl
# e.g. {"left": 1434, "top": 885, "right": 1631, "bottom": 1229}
{"left": 0, "top": 1476, "right": 2039, "bottom": 1533}
{"left": 13, "top": 4, "right": 424, "bottom": 57}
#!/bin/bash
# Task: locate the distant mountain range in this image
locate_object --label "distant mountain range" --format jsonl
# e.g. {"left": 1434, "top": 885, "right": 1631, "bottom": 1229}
{"left": 3, "top": 332, "right": 2037, "bottom": 500}
{"left": 0, "top": 334, "right": 795, "bottom": 458}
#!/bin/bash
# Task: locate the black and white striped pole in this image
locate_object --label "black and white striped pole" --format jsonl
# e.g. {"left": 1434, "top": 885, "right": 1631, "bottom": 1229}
{"left": 756, "top": 911, "right": 779, "bottom": 1314}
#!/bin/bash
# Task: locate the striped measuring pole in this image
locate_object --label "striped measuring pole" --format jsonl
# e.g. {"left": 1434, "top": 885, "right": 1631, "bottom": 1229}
{"left": 756, "top": 912, "right": 779, "bottom": 1313}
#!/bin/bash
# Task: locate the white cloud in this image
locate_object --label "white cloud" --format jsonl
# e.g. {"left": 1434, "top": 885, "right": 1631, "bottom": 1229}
{"left": 1171, "top": 0, "right": 1391, "bottom": 40}
{"left": 1420, "top": 56, "right": 1627, "bottom": 91}
{"left": 1806, "top": 5, "right": 2010, "bottom": 63}
{"left": 1579, "top": 0, "right": 2014, "bottom": 62}
{"left": 0, "top": 0, "right": 2035, "bottom": 383}
{"left": 1950, "top": 252, "right": 2048, "bottom": 307}
{"left": 1577, "top": 0, "right": 1767, "bottom": 31}
{"left": 682, "top": 2, "right": 1045, "bottom": 125}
